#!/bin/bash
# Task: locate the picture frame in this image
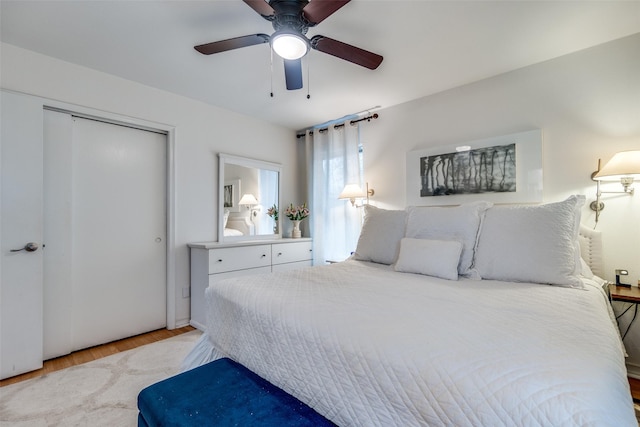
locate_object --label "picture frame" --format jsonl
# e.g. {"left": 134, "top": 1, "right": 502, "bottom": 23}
{"left": 223, "top": 179, "right": 241, "bottom": 212}
{"left": 406, "top": 129, "right": 543, "bottom": 206}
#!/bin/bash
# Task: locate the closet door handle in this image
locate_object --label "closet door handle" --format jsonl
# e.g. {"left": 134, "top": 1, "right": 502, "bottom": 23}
{"left": 11, "top": 242, "right": 39, "bottom": 252}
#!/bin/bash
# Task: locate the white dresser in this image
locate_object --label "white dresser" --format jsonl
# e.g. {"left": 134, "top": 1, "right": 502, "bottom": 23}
{"left": 188, "top": 238, "right": 313, "bottom": 330}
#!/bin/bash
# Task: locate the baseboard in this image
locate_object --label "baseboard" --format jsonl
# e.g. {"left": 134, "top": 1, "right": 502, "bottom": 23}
{"left": 173, "top": 318, "right": 191, "bottom": 329}
{"left": 627, "top": 363, "right": 640, "bottom": 379}
{"left": 189, "top": 319, "right": 205, "bottom": 331}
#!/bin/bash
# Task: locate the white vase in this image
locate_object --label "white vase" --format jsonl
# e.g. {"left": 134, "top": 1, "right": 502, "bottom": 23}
{"left": 292, "top": 220, "right": 301, "bottom": 239}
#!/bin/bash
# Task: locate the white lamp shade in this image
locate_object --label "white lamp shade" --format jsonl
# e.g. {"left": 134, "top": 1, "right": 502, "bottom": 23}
{"left": 593, "top": 150, "right": 640, "bottom": 181}
{"left": 338, "top": 184, "right": 366, "bottom": 200}
{"left": 271, "top": 31, "right": 309, "bottom": 60}
{"left": 239, "top": 194, "right": 259, "bottom": 205}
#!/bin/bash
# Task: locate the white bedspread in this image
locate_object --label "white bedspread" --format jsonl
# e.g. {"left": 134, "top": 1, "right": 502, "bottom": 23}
{"left": 184, "top": 260, "right": 635, "bottom": 426}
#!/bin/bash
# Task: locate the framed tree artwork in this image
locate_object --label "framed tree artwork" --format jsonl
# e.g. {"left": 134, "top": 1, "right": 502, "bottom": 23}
{"left": 406, "top": 130, "right": 542, "bottom": 206}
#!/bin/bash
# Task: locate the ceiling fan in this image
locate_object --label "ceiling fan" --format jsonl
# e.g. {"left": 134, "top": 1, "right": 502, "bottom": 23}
{"left": 194, "top": 0, "right": 383, "bottom": 90}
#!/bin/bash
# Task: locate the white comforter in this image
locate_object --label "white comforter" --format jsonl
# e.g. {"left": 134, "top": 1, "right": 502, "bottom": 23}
{"left": 184, "top": 260, "right": 635, "bottom": 426}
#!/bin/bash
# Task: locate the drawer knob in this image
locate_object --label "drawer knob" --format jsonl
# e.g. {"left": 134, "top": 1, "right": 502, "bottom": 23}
{"left": 278, "top": 252, "right": 283, "bottom": 256}
{"left": 261, "top": 254, "right": 266, "bottom": 258}
{"left": 217, "top": 259, "right": 223, "bottom": 263}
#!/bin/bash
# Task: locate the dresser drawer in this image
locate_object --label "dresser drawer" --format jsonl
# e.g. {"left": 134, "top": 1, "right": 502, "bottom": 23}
{"left": 208, "top": 245, "right": 271, "bottom": 274}
{"left": 272, "top": 241, "right": 313, "bottom": 265}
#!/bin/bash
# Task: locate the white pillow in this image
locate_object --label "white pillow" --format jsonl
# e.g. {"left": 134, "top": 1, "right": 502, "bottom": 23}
{"left": 223, "top": 228, "right": 243, "bottom": 237}
{"left": 394, "top": 238, "right": 463, "bottom": 281}
{"left": 405, "top": 201, "right": 492, "bottom": 277}
{"left": 353, "top": 205, "right": 407, "bottom": 265}
{"left": 474, "top": 195, "right": 586, "bottom": 288}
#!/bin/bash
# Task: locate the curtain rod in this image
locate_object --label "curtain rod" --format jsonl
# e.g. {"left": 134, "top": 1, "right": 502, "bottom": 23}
{"left": 296, "top": 113, "right": 379, "bottom": 139}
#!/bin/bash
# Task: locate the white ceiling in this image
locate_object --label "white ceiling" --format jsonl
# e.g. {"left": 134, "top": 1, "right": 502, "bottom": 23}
{"left": 1, "top": 1, "right": 639, "bottom": 130}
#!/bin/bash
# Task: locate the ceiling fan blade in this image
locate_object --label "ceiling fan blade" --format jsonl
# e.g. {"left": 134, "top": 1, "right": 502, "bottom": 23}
{"left": 303, "top": 0, "right": 350, "bottom": 25}
{"left": 242, "top": 0, "right": 275, "bottom": 18}
{"left": 310, "top": 35, "right": 383, "bottom": 70}
{"left": 284, "top": 59, "right": 303, "bottom": 90}
{"left": 194, "top": 34, "right": 270, "bottom": 55}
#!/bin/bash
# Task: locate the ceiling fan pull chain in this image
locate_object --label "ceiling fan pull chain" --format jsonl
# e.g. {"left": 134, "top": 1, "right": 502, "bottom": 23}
{"left": 270, "top": 47, "right": 274, "bottom": 98}
{"left": 306, "top": 57, "right": 311, "bottom": 100}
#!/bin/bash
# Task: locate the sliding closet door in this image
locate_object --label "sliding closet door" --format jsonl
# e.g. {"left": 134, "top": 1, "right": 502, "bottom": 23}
{"left": 44, "top": 112, "right": 167, "bottom": 357}
{"left": 70, "top": 116, "right": 167, "bottom": 350}
{"left": 43, "top": 109, "right": 73, "bottom": 359}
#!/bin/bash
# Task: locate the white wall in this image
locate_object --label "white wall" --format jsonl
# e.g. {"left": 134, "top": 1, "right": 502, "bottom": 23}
{"left": 360, "top": 34, "right": 640, "bottom": 371}
{"left": 0, "top": 43, "right": 299, "bottom": 328}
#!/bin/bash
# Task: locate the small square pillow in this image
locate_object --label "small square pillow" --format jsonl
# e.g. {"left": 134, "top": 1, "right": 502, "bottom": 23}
{"left": 394, "top": 238, "right": 463, "bottom": 280}
{"left": 474, "top": 195, "right": 585, "bottom": 288}
{"left": 353, "top": 205, "right": 407, "bottom": 265}
{"left": 405, "top": 201, "right": 492, "bottom": 277}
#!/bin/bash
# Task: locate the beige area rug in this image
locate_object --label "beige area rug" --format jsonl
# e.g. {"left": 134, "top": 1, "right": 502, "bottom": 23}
{"left": 0, "top": 330, "right": 201, "bottom": 426}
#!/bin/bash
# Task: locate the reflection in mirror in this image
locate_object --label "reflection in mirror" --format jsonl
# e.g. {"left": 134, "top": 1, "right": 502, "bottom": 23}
{"left": 218, "top": 153, "right": 281, "bottom": 242}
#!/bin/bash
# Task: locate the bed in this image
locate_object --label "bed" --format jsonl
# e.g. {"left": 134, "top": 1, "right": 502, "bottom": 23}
{"left": 183, "top": 196, "right": 636, "bottom": 426}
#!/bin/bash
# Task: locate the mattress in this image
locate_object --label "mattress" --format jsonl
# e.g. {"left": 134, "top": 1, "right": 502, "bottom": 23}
{"left": 184, "top": 260, "right": 635, "bottom": 426}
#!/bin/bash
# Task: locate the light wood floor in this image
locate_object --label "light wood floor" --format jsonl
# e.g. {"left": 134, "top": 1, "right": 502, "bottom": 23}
{"left": 630, "top": 377, "right": 640, "bottom": 402}
{"left": 0, "top": 325, "right": 195, "bottom": 387}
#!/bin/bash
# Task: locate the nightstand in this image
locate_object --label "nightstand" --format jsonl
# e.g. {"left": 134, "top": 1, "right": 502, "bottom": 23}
{"left": 609, "top": 284, "right": 640, "bottom": 303}
{"left": 609, "top": 284, "right": 640, "bottom": 340}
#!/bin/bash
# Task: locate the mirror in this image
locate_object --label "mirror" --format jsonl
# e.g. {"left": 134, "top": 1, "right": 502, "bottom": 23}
{"left": 218, "top": 153, "right": 281, "bottom": 242}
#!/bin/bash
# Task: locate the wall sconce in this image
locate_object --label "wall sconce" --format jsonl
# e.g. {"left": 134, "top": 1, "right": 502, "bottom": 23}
{"left": 239, "top": 194, "right": 260, "bottom": 217}
{"left": 338, "top": 183, "right": 374, "bottom": 207}
{"left": 590, "top": 150, "right": 640, "bottom": 223}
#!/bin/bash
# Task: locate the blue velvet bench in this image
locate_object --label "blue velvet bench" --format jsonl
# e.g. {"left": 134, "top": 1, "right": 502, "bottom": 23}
{"left": 137, "top": 357, "right": 336, "bottom": 426}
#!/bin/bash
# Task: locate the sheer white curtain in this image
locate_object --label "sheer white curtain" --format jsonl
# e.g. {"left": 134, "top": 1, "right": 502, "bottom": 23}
{"left": 305, "top": 122, "right": 363, "bottom": 264}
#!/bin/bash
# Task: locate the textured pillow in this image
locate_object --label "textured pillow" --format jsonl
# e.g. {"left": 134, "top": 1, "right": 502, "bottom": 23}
{"left": 474, "top": 195, "right": 586, "bottom": 288}
{"left": 405, "top": 201, "right": 492, "bottom": 277}
{"left": 353, "top": 205, "right": 407, "bottom": 265}
{"left": 394, "top": 238, "right": 463, "bottom": 280}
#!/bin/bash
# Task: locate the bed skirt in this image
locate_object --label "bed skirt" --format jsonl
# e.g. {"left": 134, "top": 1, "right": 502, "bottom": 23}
{"left": 180, "top": 332, "right": 219, "bottom": 372}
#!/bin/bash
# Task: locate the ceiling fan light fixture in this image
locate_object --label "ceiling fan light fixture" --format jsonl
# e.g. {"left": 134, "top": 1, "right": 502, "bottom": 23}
{"left": 271, "top": 30, "right": 309, "bottom": 60}
{"left": 195, "top": 1, "right": 383, "bottom": 90}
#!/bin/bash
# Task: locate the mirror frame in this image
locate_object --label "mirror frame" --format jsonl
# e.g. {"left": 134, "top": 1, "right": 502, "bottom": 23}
{"left": 218, "top": 153, "right": 282, "bottom": 242}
